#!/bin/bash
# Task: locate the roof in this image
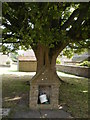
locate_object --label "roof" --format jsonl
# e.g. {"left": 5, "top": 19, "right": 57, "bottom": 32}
{"left": 18, "top": 56, "right": 36, "bottom": 61}
{"left": 72, "top": 52, "right": 90, "bottom": 62}
{"left": 18, "top": 50, "right": 37, "bottom": 61}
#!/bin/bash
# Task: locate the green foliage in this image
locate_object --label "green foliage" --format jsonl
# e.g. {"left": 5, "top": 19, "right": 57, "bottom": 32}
{"left": 2, "top": 2, "right": 90, "bottom": 56}
{"left": 56, "top": 58, "right": 61, "bottom": 64}
{"left": 6, "top": 60, "right": 10, "bottom": 65}
{"left": 63, "top": 48, "right": 74, "bottom": 58}
{"left": 62, "top": 43, "right": 89, "bottom": 58}
{"left": 79, "top": 61, "right": 90, "bottom": 67}
{"left": 10, "top": 52, "right": 18, "bottom": 62}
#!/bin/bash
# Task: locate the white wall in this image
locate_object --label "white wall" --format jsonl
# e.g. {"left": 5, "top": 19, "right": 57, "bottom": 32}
{"left": 0, "top": 54, "right": 10, "bottom": 65}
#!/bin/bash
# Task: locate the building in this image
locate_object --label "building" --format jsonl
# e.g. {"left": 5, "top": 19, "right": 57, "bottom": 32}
{"left": 18, "top": 50, "right": 37, "bottom": 72}
{"left": 59, "top": 50, "right": 90, "bottom": 65}
{"left": 0, "top": 52, "right": 11, "bottom": 66}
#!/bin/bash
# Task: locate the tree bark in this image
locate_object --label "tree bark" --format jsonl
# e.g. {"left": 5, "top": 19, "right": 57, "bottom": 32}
{"left": 31, "top": 43, "right": 63, "bottom": 83}
{"left": 36, "top": 43, "right": 56, "bottom": 72}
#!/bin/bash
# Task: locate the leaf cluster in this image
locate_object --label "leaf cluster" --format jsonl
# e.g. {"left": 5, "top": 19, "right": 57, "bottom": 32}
{"left": 2, "top": 2, "right": 90, "bottom": 56}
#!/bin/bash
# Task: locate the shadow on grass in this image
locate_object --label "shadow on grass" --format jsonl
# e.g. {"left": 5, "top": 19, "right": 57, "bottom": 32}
{"left": 2, "top": 73, "right": 89, "bottom": 118}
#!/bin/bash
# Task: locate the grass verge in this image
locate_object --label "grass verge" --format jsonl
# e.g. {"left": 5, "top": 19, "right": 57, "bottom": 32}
{"left": 2, "top": 76, "right": 30, "bottom": 118}
{"left": 59, "top": 76, "right": 88, "bottom": 118}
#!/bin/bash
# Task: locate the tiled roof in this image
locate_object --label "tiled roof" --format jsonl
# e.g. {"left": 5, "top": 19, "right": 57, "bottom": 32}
{"left": 18, "top": 49, "right": 37, "bottom": 61}
{"left": 18, "top": 56, "right": 36, "bottom": 61}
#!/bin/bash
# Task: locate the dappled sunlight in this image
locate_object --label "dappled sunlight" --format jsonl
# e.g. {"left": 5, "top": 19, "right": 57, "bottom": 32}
{"left": 4, "top": 96, "right": 22, "bottom": 102}
{"left": 82, "top": 91, "right": 88, "bottom": 93}
{"left": 0, "top": 64, "right": 17, "bottom": 74}
{"left": 58, "top": 106, "right": 63, "bottom": 110}
{"left": 4, "top": 97, "right": 10, "bottom": 100}
{"left": 79, "top": 90, "right": 88, "bottom": 93}
{"left": 58, "top": 103, "right": 68, "bottom": 110}
{"left": 40, "top": 114, "right": 47, "bottom": 118}
{"left": 57, "top": 71, "right": 84, "bottom": 79}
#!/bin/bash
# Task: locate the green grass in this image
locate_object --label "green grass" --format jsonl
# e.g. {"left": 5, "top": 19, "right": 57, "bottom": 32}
{"left": 59, "top": 77, "right": 88, "bottom": 118}
{"left": 2, "top": 79, "right": 29, "bottom": 107}
{"left": 8, "top": 70, "right": 19, "bottom": 72}
{"left": 2, "top": 76, "right": 30, "bottom": 118}
{"left": 2, "top": 74, "right": 89, "bottom": 118}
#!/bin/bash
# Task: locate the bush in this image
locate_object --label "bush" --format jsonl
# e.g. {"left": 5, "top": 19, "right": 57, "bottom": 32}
{"left": 10, "top": 52, "right": 18, "bottom": 62}
{"left": 79, "top": 61, "right": 90, "bottom": 67}
{"left": 56, "top": 59, "right": 61, "bottom": 64}
{"left": 6, "top": 60, "right": 10, "bottom": 65}
{"left": 12, "top": 58, "right": 17, "bottom": 62}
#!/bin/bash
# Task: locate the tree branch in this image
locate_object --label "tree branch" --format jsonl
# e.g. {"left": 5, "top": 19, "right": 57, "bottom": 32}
{"left": 2, "top": 33, "right": 23, "bottom": 40}
{"left": 68, "top": 3, "right": 90, "bottom": 40}
{"left": 2, "top": 41, "right": 20, "bottom": 44}
{"left": 60, "top": 8, "right": 79, "bottom": 31}
{"left": 60, "top": 6, "right": 81, "bottom": 31}
{"left": 50, "top": 41, "right": 69, "bottom": 59}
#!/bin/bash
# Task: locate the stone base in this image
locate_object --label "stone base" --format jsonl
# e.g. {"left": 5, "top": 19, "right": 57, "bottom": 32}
{"left": 29, "top": 68, "right": 60, "bottom": 110}
{"left": 29, "top": 83, "right": 60, "bottom": 109}
{"left": 29, "top": 104, "right": 59, "bottom": 110}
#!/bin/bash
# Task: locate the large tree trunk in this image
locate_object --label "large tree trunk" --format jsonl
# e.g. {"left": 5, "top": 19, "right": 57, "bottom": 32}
{"left": 29, "top": 43, "right": 64, "bottom": 109}
{"left": 32, "top": 43, "right": 62, "bottom": 83}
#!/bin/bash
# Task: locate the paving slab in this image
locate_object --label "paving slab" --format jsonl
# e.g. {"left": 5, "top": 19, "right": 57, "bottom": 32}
{"left": 0, "top": 108, "right": 10, "bottom": 117}
{"left": 13, "top": 109, "right": 72, "bottom": 118}
{"left": 39, "top": 110, "right": 72, "bottom": 118}
{"left": 14, "top": 110, "right": 41, "bottom": 118}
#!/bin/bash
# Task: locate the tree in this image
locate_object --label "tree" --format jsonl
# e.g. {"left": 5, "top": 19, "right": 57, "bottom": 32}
{"left": 2, "top": 2, "right": 90, "bottom": 83}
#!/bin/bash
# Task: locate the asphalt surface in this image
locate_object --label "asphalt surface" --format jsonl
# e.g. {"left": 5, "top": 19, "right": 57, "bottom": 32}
{"left": 13, "top": 109, "right": 73, "bottom": 118}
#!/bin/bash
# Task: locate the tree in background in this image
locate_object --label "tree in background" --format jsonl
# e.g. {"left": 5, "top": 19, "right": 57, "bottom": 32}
{"left": 2, "top": 2, "right": 90, "bottom": 82}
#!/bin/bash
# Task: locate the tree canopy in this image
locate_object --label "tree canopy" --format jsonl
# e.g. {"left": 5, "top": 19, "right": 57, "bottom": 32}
{"left": 2, "top": 2, "right": 90, "bottom": 56}
{"left": 1, "top": 2, "right": 90, "bottom": 87}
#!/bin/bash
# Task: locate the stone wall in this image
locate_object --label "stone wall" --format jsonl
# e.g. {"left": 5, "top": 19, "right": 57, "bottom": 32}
{"left": 18, "top": 61, "right": 90, "bottom": 78}
{"left": 18, "top": 61, "right": 37, "bottom": 72}
{"left": 56, "top": 65, "right": 90, "bottom": 78}
{"left": 29, "top": 84, "right": 60, "bottom": 109}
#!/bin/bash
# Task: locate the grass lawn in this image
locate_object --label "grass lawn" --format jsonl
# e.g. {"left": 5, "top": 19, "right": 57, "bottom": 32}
{"left": 59, "top": 76, "right": 88, "bottom": 118}
{"left": 2, "top": 75, "right": 30, "bottom": 118}
{"left": 2, "top": 73, "right": 89, "bottom": 118}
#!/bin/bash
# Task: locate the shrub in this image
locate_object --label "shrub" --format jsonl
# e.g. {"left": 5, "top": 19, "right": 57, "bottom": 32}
{"left": 56, "top": 59, "right": 61, "bottom": 64}
{"left": 6, "top": 60, "right": 10, "bottom": 65}
{"left": 79, "top": 61, "right": 90, "bottom": 67}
